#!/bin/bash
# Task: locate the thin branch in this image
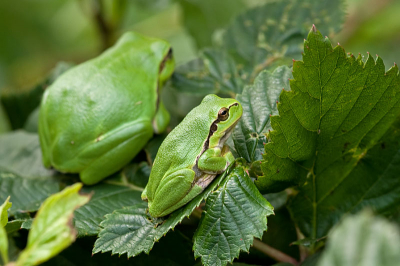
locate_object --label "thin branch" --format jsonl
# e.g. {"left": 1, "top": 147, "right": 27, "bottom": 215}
{"left": 295, "top": 225, "right": 308, "bottom": 262}
{"left": 92, "top": 0, "right": 113, "bottom": 51}
{"left": 252, "top": 238, "right": 300, "bottom": 266}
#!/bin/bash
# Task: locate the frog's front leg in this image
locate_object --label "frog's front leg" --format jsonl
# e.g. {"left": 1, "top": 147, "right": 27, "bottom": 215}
{"left": 197, "top": 146, "right": 235, "bottom": 174}
{"left": 79, "top": 120, "right": 153, "bottom": 185}
{"left": 149, "top": 168, "right": 202, "bottom": 217}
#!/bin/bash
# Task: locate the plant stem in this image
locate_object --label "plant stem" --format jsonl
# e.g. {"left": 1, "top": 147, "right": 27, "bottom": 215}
{"left": 252, "top": 238, "right": 299, "bottom": 266}
{"left": 295, "top": 225, "right": 308, "bottom": 262}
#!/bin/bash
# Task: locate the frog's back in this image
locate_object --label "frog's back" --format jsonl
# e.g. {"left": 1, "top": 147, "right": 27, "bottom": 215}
{"left": 147, "top": 96, "right": 226, "bottom": 197}
{"left": 39, "top": 32, "right": 170, "bottom": 170}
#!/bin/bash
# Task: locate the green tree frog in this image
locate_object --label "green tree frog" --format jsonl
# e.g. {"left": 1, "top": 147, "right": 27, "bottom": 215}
{"left": 38, "top": 32, "right": 174, "bottom": 185}
{"left": 141, "top": 94, "right": 243, "bottom": 217}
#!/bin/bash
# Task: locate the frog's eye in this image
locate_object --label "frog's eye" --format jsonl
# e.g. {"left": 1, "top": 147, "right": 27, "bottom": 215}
{"left": 218, "top": 107, "right": 229, "bottom": 121}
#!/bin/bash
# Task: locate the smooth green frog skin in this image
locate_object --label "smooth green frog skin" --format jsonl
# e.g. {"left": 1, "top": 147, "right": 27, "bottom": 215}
{"left": 141, "top": 94, "right": 243, "bottom": 217}
{"left": 38, "top": 32, "right": 174, "bottom": 185}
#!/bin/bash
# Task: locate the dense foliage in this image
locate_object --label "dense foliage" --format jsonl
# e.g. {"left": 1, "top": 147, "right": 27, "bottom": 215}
{"left": 1, "top": 0, "right": 400, "bottom": 265}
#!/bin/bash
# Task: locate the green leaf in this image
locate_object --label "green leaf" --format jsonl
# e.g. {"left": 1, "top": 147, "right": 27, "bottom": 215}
{"left": 1, "top": 62, "right": 72, "bottom": 129}
{"left": 172, "top": 0, "right": 345, "bottom": 94}
{"left": 172, "top": 49, "right": 244, "bottom": 95}
{"left": 290, "top": 116, "right": 400, "bottom": 239}
{"left": 5, "top": 220, "right": 23, "bottom": 234}
{"left": 74, "top": 160, "right": 151, "bottom": 237}
{"left": 0, "top": 196, "right": 11, "bottom": 264}
{"left": 0, "top": 131, "right": 55, "bottom": 178}
{"left": 219, "top": 0, "right": 344, "bottom": 81}
{"left": 233, "top": 66, "right": 292, "bottom": 163}
{"left": 16, "top": 183, "right": 91, "bottom": 266}
{"left": 193, "top": 166, "right": 274, "bottom": 266}
{"left": 74, "top": 182, "right": 143, "bottom": 237}
{"left": 44, "top": 229, "right": 197, "bottom": 266}
{"left": 317, "top": 211, "right": 400, "bottom": 266}
{"left": 123, "top": 162, "right": 151, "bottom": 188}
{"left": 0, "top": 171, "right": 60, "bottom": 216}
{"left": 92, "top": 165, "right": 233, "bottom": 257}
{"left": 258, "top": 26, "right": 400, "bottom": 239}
{"left": 21, "top": 218, "right": 33, "bottom": 230}
{"left": 0, "top": 131, "right": 61, "bottom": 216}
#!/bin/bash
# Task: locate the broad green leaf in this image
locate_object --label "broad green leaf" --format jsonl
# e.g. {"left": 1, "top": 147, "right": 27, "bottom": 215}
{"left": 21, "top": 219, "right": 33, "bottom": 230}
{"left": 0, "top": 171, "right": 60, "bottom": 216}
{"left": 0, "top": 62, "right": 72, "bottom": 130}
{"left": 0, "top": 196, "right": 11, "bottom": 264}
{"left": 317, "top": 211, "right": 400, "bottom": 266}
{"left": 0, "top": 131, "right": 55, "bottom": 178}
{"left": 5, "top": 220, "right": 23, "bottom": 234}
{"left": 16, "top": 183, "right": 91, "bottom": 266}
{"left": 4, "top": 218, "right": 32, "bottom": 233}
{"left": 290, "top": 117, "right": 400, "bottom": 239}
{"left": 92, "top": 165, "right": 233, "bottom": 257}
{"left": 219, "top": 0, "right": 344, "bottom": 80}
{"left": 172, "top": 0, "right": 345, "bottom": 95}
{"left": 193, "top": 166, "right": 274, "bottom": 266}
{"left": 172, "top": 49, "right": 244, "bottom": 95}
{"left": 0, "top": 131, "right": 61, "bottom": 217}
{"left": 123, "top": 162, "right": 151, "bottom": 188}
{"left": 74, "top": 183, "right": 142, "bottom": 237}
{"left": 44, "top": 229, "right": 196, "bottom": 266}
{"left": 74, "top": 161, "right": 150, "bottom": 236}
{"left": 233, "top": 66, "right": 292, "bottom": 163}
{"left": 258, "top": 26, "right": 400, "bottom": 239}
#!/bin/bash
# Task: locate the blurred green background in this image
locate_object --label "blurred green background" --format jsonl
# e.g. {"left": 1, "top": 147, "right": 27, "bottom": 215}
{"left": 1, "top": 0, "right": 399, "bottom": 92}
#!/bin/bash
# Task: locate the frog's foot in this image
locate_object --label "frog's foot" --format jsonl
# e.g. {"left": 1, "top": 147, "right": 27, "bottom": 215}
{"left": 198, "top": 148, "right": 232, "bottom": 174}
{"left": 79, "top": 120, "right": 153, "bottom": 185}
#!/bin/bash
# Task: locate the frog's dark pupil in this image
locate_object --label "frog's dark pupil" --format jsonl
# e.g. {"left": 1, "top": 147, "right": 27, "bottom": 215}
{"left": 221, "top": 111, "right": 227, "bottom": 115}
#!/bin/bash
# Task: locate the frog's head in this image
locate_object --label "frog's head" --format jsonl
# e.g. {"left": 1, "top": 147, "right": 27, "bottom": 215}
{"left": 201, "top": 94, "right": 243, "bottom": 148}
{"left": 159, "top": 48, "right": 175, "bottom": 86}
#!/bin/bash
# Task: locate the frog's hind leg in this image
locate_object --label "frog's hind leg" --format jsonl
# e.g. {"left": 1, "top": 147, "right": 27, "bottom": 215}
{"left": 79, "top": 120, "right": 153, "bottom": 185}
{"left": 149, "top": 168, "right": 200, "bottom": 217}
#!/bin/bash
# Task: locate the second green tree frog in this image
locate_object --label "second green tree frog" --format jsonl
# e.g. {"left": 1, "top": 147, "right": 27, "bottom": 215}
{"left": 141, "top": 94, "right": 243, "bottom": 217}
{"left": 38, "top": 32, "right": 174, "bottom": 185}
